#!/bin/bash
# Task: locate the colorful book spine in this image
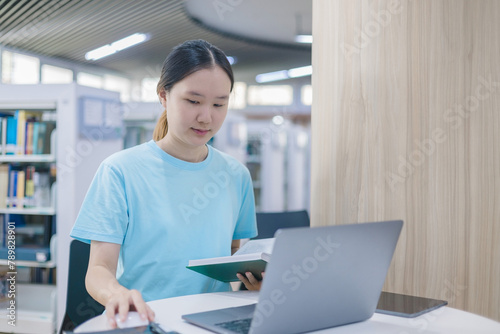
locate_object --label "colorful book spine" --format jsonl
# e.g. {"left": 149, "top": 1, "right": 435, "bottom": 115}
{"left": 16, "top": 170, "right": 25, "bottom": 208}
{"left": 5, "top": 117, "right": 17, "bottom": 155}
{"left": 24, "top": 166, "right": 35, "bottom": 208}
{"left": 8, "top": 169, "right": 17, "bottom": 208}
{"left": 15, "top": 110, "right": 26, "bottom": 155}
{"left": 0, "top": 164, "right": 8, "bottom": 209}
{"left": 32, "top": 122, "right": 40, "bottom": 155}
{"left": 0, "top": 117, "right": 6, "bottom": 155}
{"left": 0, "top": 215, "right": 4, "bottom": 248}
{"left": 26, "top": 122, "right": 34, "bottom": 155}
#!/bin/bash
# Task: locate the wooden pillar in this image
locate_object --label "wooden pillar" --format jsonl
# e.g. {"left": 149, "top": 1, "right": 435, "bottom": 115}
{"left": 311, "top": 0, "right": 500, "bottom": 320}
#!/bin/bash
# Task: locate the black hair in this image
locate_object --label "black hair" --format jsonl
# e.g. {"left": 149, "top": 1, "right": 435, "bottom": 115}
{"left": 156, "top": 39, "right": 234, "bottom": 94}
{"left": 153, "top": 39, "right": 234, "bottom": 141}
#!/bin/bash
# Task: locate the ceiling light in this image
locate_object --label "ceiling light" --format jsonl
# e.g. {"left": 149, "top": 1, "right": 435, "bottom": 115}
{"left": 288, "top": 65, "right": 312, "bottom": 78}
{"left": 295, "top": 35, "right": 313, "bottom": 44}
{"left": 85, "top": 45, "right": 116, "bottom": 61}
{"left": 227, "top": 56, "right": 237, "bottom": 65}
{"left": 255, "top": 70, "right": 289, "bottom": 83}
{"left": 112, "top": 33, "right": 148, "bottom": 51}
{"left": 255, "top": 65, "right": 312, "bottom": 83}
{"left": 85, "top": 33, "right": 148, "bottom": 61}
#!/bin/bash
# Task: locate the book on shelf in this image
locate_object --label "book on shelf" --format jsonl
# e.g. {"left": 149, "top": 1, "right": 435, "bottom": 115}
{"left": 0, "top": 267, "right": 8, "bottom": 302}
{"left": 32, "top": 122, "right": 40, "bottom": 154}
{"left": 0, "top": 215, "right": 55, "bottom": 263}
{"left": 15, "top": 110, "right": 39, "bottom": 155}
{"left": 0, "top": 215, "right": 3, "bottom": 248}
{"left": 7, "top": 167, "right": 17, "bottom": 208}
{"left": 26, "top": 121, "right": 34, "bottom": 155}
{"left": 24, "top": 165, "right": 35, "bottom": 207}
{"left": 16, "top": 170, "right": 25, "bottom": 208}
{"left": 0, "top": 165, "right": 7, "bottom": 209}
{"left": 0, "top": 110, "right": 56, "bottom": 156}
{"left": 2, "top": 165, "right": 51, "bottom": 209}
{"left": 16, "top": 110, "right": 26, "bottom": 155}
{"left": 5, "top": 116, "right": 17, "bottom": 155}
{"left": 0, "top": 245, "right": 51, "bottom": 262}
{"left": 186, "top": 238, "right": 274, "bottom": 282}
{"left": 0, "top": 118, "right": 6, "bottom": 155}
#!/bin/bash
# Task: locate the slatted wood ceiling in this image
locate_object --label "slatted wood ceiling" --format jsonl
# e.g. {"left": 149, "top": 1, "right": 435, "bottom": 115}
{"left": 0, "top": 0, "right": 310, "bottom": 79}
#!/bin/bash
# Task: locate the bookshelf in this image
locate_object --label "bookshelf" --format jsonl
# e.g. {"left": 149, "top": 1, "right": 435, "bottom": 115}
{"left": 0, "top": 105, "right": 58, "bottom": 333}
{"left": 246, "top": 134, "right": 263, "bottom": 211}
{"left": 122, "top": 101, "right": 162, "bottom": 148}
{"left": 0, "top": 207, "right": 56, "bottom": 215}
{"left": 0, "top": 155, "right": 55, "bottom": 163}
{"left": 244, "top": 119, "right": 311, "bottom": 213}
{"left": 0, "top": 83, "right": 124, "bottom": 334}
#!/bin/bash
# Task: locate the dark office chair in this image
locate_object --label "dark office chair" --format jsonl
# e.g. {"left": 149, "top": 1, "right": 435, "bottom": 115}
{"left": 252, "top": 209, "right": 310, "bottom": 239}
{"left": 59, "top": 239, "right": 105, "bottom": 334}
{"left": 239, "top": 210, "right": 310, "bottom": 290}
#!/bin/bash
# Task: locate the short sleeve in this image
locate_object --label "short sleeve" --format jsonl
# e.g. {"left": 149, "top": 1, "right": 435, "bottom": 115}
{"left": 232, "top": 169, "right": 258, "bottom": 240}
{"left": 70, "top": 162, "right": 129, "bottom": 244}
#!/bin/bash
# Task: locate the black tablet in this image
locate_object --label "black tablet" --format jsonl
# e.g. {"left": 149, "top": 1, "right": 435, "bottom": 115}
{"left": 376, "top": 291, "right": 448, "bottom": 318}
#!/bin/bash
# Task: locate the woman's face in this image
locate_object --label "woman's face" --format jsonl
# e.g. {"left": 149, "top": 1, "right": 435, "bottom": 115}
{"left": 159, "top": 66, "right": 231, "bottom": 150}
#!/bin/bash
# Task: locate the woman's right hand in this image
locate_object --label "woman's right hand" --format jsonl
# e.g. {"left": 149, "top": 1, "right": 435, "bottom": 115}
{"left": 105, "top": 288, "right": 155, "bottom": 328}
{"left": 86, "top": 241, "right": 155, "bottom": 328}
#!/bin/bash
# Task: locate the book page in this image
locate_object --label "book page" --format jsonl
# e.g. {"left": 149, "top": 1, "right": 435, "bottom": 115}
{"left": 187, "top": 238, "right": 275, "bottom": 267}
{"left": 234, "top": 238, "right": 275, "bottom": 256}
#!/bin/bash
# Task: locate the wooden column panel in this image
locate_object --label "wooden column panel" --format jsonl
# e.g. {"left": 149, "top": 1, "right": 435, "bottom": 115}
{"left": 312, "top": 0, "right": 500, "bottom": 321}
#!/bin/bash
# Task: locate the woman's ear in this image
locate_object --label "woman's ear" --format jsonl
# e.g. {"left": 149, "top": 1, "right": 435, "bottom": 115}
{"left": 158, "top": 89, "right": 167, "bottom": 108}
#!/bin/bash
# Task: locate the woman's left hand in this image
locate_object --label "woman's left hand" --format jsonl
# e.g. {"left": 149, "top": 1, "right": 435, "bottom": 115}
{"left": 237, "top": 272, "right": 265, "bottom": 291}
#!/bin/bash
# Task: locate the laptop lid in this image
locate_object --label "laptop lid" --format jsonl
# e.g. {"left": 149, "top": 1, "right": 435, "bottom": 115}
{"left": 251, "top": 220, "right": 403, "bottom": 333}
{"left": 183, "top": 220, "right": 403, "bottom": 334}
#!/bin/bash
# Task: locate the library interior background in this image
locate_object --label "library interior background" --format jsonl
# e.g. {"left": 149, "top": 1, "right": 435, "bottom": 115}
{"left": 0, "top": 1, "right": 312, "bottom": 333}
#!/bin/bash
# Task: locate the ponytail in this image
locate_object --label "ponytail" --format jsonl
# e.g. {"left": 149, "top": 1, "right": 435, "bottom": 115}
{"left": 153, "top": 109, "right": 168, "bottom": 141}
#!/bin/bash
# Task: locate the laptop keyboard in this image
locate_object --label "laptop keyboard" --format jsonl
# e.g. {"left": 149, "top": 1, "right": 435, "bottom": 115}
{"left": 215, "top": 318, "right": 252, "bottom": 334}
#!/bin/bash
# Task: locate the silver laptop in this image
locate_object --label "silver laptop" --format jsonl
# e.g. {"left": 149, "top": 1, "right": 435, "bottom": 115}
{"left": 182, "top": 220, "right": 403, "bottom": 334}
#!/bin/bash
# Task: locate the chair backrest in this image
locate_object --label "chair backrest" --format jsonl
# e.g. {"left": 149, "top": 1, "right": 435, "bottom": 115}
{"left": 239, "top": 210, "right": 311, "bottom": 290}
{"left": 59, "top": 239, "right": 105, "bottom": 334}
{"left": 253, "top": 210, "right": 310, "bottom": 239}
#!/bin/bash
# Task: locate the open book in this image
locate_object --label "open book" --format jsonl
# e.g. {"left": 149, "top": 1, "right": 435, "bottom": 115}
{"left": 186, "top": 238, "right": 275, "bottom": 282}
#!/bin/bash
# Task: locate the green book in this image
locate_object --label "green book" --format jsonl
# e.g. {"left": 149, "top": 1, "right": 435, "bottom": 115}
{"left": 186, "top": 238, "right": 274, "bottom": 282}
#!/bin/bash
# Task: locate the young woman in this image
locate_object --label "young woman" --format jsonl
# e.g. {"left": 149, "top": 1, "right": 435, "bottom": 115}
{"left": 70, "top": 39, "right": 260, "bottom": 327}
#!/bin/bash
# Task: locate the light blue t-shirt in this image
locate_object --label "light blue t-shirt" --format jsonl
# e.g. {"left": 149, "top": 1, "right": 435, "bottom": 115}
{"left": 70, "top": 140, "right": 257, "bottom": 301}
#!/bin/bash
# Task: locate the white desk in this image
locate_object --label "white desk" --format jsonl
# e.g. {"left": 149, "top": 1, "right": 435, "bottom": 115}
{"left": 75, "top": 290, "right": 500, "bottom": 333}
